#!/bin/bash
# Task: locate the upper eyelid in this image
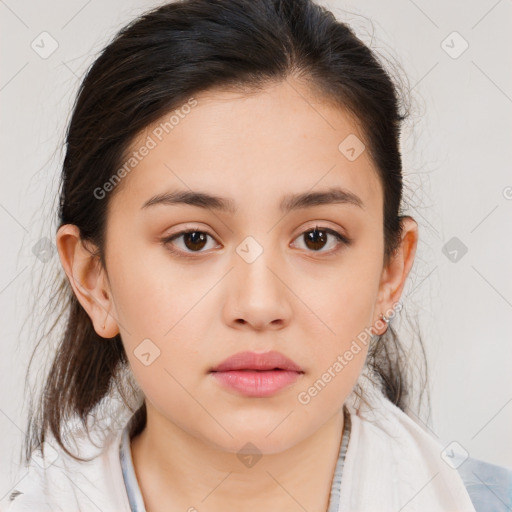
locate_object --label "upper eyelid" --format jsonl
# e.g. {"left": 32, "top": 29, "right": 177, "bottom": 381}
{"left": 166, "top": 220, "right": 347, "bottom": 236}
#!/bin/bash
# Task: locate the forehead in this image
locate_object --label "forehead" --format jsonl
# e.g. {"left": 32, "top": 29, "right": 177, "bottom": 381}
{"left": 109, "top": 79, "right": 382, "bottom": 217}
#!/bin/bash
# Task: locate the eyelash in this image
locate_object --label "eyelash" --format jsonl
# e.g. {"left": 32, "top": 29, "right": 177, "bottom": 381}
{"left": 161, "top": 225, "right": 352, "bottom": 258}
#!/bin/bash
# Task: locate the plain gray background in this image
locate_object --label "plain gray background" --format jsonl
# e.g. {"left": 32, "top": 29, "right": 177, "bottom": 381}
{"left": 1, "top": 0, "right": 511, "bottom": 500}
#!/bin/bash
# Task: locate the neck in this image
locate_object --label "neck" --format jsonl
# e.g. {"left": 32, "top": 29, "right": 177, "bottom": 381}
{"left": 130, "top": 404, "right": 345, "bottom": 512}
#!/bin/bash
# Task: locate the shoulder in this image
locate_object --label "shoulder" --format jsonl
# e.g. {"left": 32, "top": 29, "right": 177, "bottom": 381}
{"left": 456, "top": 456, "right": 512, "bottom": 512}
{"left": 1, "top": 425, "right": 129, "bottom": 512}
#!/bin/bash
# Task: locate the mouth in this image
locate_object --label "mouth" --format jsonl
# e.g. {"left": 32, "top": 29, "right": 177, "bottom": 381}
{"left": 209, "top": 351, "right": 304, "bottom": 397}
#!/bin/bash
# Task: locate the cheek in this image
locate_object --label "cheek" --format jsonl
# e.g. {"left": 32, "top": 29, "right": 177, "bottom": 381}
{"left": 295, "top": 248, "right": 382, "bottom": 392}
{"left": 300, "top": 258, "right": 381, "bottom": 347}
{"left": 294, "top": 283, "right": 374, "bottom": 420}
{"left": 298, "top": 293, "right": 372, "bottom": 406}
{"left": 107, "top": 237, "right": 206, "bottom": 337}
{"left": 106, "top": 266, "right": 208, "bottom": 407}
{"left": 124, "top": 329, "right": 202, "bottom": 417}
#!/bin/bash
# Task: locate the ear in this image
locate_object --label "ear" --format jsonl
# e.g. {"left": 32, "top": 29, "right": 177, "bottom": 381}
{"left": 373, "top": 216, "right": 418, "bottom": 334}
{"left": 56, "top": 224, "right": 119, "bottom": 339}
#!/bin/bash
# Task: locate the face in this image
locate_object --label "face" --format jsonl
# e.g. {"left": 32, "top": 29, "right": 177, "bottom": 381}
{"left": 66, "top": 79, "right": 402, "bottom": 455}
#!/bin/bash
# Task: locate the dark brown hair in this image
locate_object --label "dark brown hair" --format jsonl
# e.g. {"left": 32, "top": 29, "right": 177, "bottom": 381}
{"left": 23, "top": 0, "right": 429, "bottom": 464}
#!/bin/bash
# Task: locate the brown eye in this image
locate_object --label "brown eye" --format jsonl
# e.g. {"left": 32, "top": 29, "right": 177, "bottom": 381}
{"left": 292, "top": 226, "right": 350, "bottom": 253}
{"left": 162, "top": 229, "right": 217, "bottom": 255}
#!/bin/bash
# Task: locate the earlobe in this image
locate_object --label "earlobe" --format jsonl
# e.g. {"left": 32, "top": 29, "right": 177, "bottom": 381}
{"left": 56, "top": 224, "right": 119, "bottom": 339}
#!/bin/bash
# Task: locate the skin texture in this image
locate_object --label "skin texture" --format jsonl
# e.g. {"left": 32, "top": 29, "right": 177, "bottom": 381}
{"left": 56, "top": 78, "right": 418, "bottom": 512}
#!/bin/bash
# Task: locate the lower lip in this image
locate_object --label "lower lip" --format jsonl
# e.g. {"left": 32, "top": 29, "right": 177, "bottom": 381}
{"left": 210, "top": 370, "right": 302, "bottom": 397}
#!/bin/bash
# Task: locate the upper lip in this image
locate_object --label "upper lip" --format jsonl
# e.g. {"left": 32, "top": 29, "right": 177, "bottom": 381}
{"left": 209, "top": 350, "right": 304, "bottom": 373}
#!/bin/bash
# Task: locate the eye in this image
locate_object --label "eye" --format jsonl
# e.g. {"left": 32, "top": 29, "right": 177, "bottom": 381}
{"left": 291, "top": 225, "right": 351, "bottom": 253}
{"left": 162, "top": 228, "right": 219, "bottom": 255}
{"left": 161, "top": 224, "right": 351, "bottom": 257}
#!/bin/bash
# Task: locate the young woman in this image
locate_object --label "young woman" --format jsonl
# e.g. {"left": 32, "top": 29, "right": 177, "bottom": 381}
{"left": 4, "top": 0, "right": 511, "bottom": 511}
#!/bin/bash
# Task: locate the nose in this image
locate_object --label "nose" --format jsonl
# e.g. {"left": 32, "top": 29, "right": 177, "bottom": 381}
{"left": 223, "top": 245, "right": 292, "bottom": 331}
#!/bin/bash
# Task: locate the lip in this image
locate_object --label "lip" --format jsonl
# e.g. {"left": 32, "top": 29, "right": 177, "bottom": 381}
{"left": 209, "top": 350, "right": 304, "bottom": 397}
{"left": 210, "top": 350, "right": 303, "bottom": 373}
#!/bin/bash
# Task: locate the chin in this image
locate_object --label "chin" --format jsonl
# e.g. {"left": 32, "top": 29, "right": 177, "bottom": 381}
{"left": 202, "top": 424, "right": 309, "bottom": 457}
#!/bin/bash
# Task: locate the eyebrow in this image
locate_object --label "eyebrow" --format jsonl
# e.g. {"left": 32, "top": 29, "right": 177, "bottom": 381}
{"left": 141, "top": 186, "right": 364, "bottom": 213}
